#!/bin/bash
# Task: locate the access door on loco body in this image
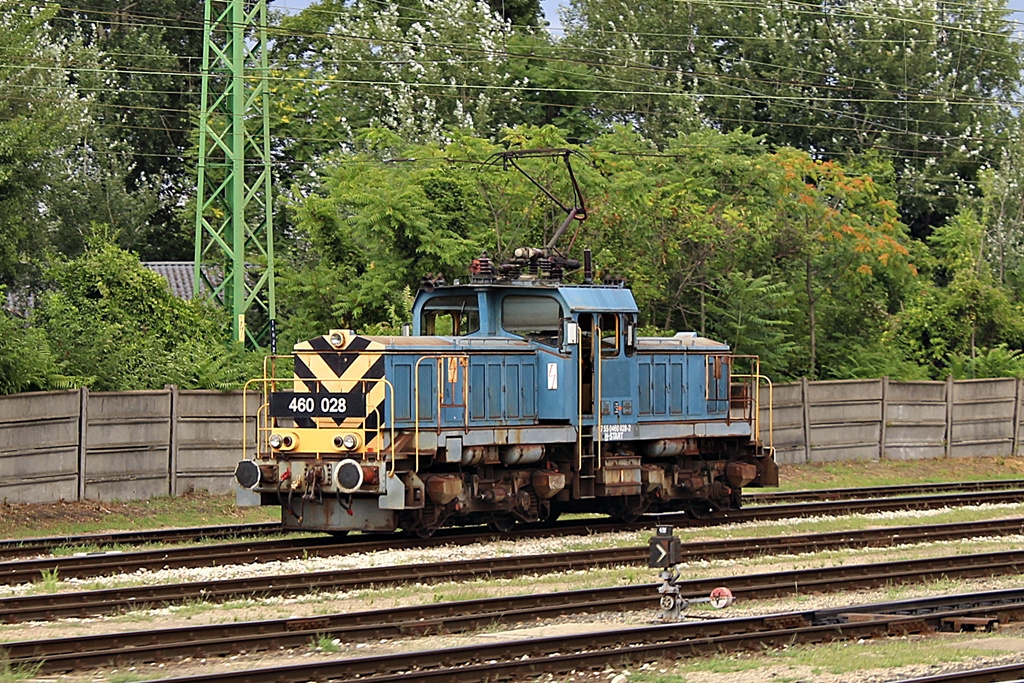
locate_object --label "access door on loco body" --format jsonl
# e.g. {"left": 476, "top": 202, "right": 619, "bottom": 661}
{"left": 575, "top": 312, "right": 638, "bottom": 442}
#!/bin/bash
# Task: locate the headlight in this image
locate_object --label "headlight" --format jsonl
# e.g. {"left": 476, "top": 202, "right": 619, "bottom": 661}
{"left": 270, "top": 433, "right": 296, "bottom": 450}
{"left": 333, "top": 433, "right": 359, "bottom": 450}
{"left": 328, "top": 331, "right": 344, "bottom": 348}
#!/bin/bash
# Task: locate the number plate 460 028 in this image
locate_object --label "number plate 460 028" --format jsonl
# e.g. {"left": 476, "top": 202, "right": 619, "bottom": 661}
{"left": 269, "top": 391, "right": 366, "bottom": 418}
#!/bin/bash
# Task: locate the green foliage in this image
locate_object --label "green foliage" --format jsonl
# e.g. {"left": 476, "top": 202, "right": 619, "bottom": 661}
{"left": 561, "top": 0, "right": 1020, "bottom": 232}
{"left": 275, "top": 127, "right": 928, "bottom": 381}
{"left": 0, "top": 298, "right": 75, "bottom": 394}
{"left": 890, "top": 209, "right": 1024, "bottom": 378}
{"left": 280, "top": 132, "right": 502, "bottom": 339}
{"left": 49, "top": 0, "right": 205, "bottom": 261}
{"left": 705, "top": 271, "right": 797, "bottom": 371}
{"left": 0, "top": 2, "right": 86, "bottom": 284}
{"left": 33, "top": 231, "right": 259, "bottom": 391}
{"left": 950, "top": 345, "right": 1024, "bottom": 380}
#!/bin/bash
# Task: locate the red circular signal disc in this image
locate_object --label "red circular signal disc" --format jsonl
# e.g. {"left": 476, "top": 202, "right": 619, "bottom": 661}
{"left": 709, "top": 586, "right": 734, "bottom": 609}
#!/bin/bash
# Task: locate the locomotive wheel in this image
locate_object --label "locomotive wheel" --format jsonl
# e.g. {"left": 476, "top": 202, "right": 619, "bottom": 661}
{"left": 686, "top": 501, "right": 717, "bottom": 519}
{"left": 610, "top": 507, "right": 643, "bottom": 524}
{"left": 487, "top": 514, "right": 516, "bottom": 533}
{"left": 610, "top": 496, "right": 647, "bottom": 524}
{"left": 540, "top": 504, "right": 561, "bottom": 525}
{"left": 412, "top": 526, "right": 437, "bottom": 539}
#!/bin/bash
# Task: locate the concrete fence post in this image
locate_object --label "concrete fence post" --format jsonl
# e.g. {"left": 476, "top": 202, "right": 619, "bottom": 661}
{"left": 879, "top": 376, "right": 889, "bottom": 460}
{"left": 1013, "top": 378, "right": 1022, "bottom": 457}
{"left": 801, "top": 377, "right": 812, "bottom": 464}
{"left": 168, "top": 385, "right": 179, "bottom": 497}
{"left": 77, "top": 386, "right": 89, "bottom": 502}
{"left": 944, "top": 375, "right": 954, "bottom": 458}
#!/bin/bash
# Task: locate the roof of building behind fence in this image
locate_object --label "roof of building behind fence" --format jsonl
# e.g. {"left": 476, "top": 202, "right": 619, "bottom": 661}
{"left": 5, "top": 262, "right": 216, "bottom": 315}
{"left": 143, "top": 262, "right": 197, "bottom": 300}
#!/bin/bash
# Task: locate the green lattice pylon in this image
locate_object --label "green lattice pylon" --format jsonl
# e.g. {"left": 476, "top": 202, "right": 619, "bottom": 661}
{"left": 194, "top": 0, "right": 275, "bottom": 346}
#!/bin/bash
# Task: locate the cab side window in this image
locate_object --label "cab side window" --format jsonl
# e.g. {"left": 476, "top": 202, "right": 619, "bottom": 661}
{"left": 502, "top": 296, "right": 561, "bottom": 346}
{"left": 599, "top": 312, "right": 619, "bottom": 357}
{"left": 420, "top": 296, "right": 480, "bottom": 336}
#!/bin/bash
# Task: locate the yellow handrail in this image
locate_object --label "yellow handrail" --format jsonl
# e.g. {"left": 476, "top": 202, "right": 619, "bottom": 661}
{"left": 242, "top": 365, "right": 397, "bottom": 476}
{"left": 413, "top": 354, "right": 469, "bottom": 473}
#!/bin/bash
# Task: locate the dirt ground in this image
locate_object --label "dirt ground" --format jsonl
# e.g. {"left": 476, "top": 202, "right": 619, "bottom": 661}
{"left": 0, "top": 489, "right": 276, "bottom": 539}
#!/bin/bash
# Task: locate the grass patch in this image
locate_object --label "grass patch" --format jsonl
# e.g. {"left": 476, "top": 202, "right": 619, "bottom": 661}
{"left": 776, "top": 456, "right": 1024, "bottom": 491}
{"left": 106, "top": 674, "right": 151, "bottom": 683}
{"left": 310, "top": 634, "right": 342, "bottom": 653}
{"left": 0, "top": 653, "right": 41, "bottom": 683}
{"left": 3, "top": 458, "right": 1024, "bottom": 541}
{"left": 0, "top": 491, "right": 279, "bottom": 541}
{"left": 634, "top": 634, "right": 1013, "bottom": 680}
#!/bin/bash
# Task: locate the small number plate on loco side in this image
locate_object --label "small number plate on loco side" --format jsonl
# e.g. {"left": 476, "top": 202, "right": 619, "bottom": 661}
{"left": 269, "top": 391, "right": 366, "bottom": 418}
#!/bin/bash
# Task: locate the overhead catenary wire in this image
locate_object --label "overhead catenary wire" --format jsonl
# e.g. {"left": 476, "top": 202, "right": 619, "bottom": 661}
{"left": 0, "top": 0, "right": 1015, "bottom": 174}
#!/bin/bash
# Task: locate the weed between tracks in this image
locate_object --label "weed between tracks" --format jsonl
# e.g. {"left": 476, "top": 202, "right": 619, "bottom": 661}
{"left": 625, "top": 634, "right": 1016, "bottom": 682}
{"left": 25, "top": 567, "right": 60, "bottom": 594}
{"left": 310, "top": 633, "right": 342, "bottom": 652}
{"left": 0, "top": 657, "right": 39, "bottom": 683}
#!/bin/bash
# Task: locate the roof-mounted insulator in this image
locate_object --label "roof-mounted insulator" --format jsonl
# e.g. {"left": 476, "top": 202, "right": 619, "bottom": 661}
{"left": 470, "top": 253, "right": 496, "bottom": 282}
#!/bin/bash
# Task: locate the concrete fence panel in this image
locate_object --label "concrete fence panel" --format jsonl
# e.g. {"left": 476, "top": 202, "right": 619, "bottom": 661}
{"left": 949, "top": 378, "right": 1018, "bottom": 458}
{"left": 84, "top": 390, "right": 171, "bottom": 501}
{"left": 762, "top": 382, "right": 805, "bottom": 464}
{"left": 8, "top": 375, "right": 1024, "bottom": 505}
{"left": 0, "top": 390, "right": 80, "bottom": 503}
{"left": 173, "top": 390, "right": 257, "bottom": 495}
{"left": 884, "top": 380, "right": 948, "bottom": 461}
{"left": 806, "top": 379, "right": 882, "bottom": 462}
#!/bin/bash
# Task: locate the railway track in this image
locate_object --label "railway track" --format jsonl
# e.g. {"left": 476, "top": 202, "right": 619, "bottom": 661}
{"left": 123, "top": 588, "right": 1024, "bottom": 683}
{"left": 0, "top": 522, "right": 281, "bottom": 560}
{"left": 3, "top": 515, "right": 1024, "bottom": 623}
{"left": 893, "top": 662, "right": 1024, "bottom": 683}
{"left": 7, "top": 556, "right": 1024, "bottom": 678}
{"left": 2, "top": 488, "right": 1023, "bottom": 586}
{"left": 745, "top": 478, "right": 1024, "bottom": 503}
{"left": 2, "top": 478, "right": 1021, "bottom": 561}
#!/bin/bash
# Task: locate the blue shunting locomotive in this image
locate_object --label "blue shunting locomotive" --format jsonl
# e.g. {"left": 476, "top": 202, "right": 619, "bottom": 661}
{"left": 234, "top": 151, "right": 777, "bottom": 535}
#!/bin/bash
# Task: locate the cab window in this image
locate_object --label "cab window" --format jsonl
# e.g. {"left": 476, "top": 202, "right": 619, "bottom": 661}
{"left": 421, "top": 295, "right": 480, "bottom": 336}
{"left": 599, "top": 312, "right": 619, "bottom": 357}
{"left": 502, "top": 296, "right": 561, "bottom": 346}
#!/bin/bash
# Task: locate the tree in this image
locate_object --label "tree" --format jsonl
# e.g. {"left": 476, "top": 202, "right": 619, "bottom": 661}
{"left": 0, "top": 2, "right": 90, "bottom": 284}
{"left": 279, "top": 131, "right": 497, "bottom": 346}
{"left": 34, "top": 232, "right": 260, "bottom": 391}
{"left": 759, "top": 149, "right": 917, "bottom": 378}
{"left": 486, "top": 0, "right": 540, "bottom": 26}
{"left": 889, "top": 209, "right": 1024, "bottom": 378}
{"left": 49, "top": 0, "right": 205, "bottom": 260}
{"left": 561, "top": 0, "right": 1021, "bottom": 233}
{"left": 704, "top": 271, "right": 797, "bottom": 371}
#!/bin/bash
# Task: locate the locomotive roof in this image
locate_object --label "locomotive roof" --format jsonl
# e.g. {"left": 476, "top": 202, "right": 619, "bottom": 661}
{"left": 416, "top": 281, "right": 639, "bottom": 314}
{"left": 637, "top": 333, "right": 730, "bottom": 351}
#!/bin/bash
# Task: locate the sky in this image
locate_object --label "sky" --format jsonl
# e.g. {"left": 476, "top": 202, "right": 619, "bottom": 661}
{"left": 273, "top": 0, "right": 1024, "bottom": 37}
